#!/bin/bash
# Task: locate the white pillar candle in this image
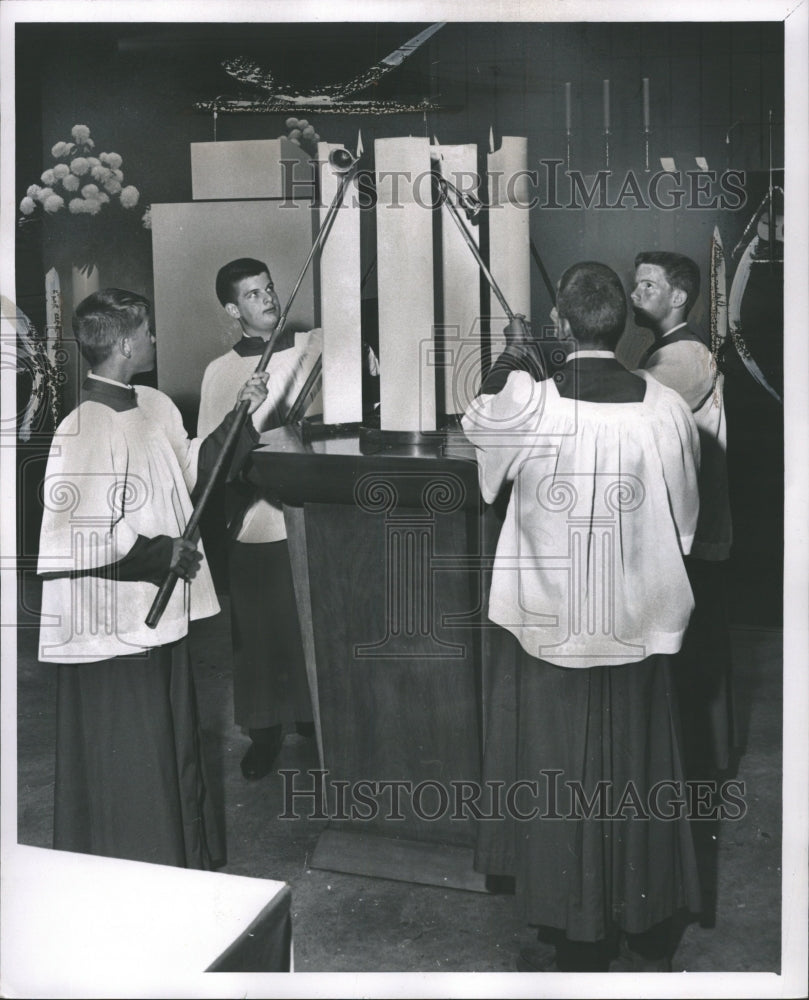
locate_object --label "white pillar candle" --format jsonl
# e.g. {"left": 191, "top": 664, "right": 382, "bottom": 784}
{"left": 487, "top": 136, "right": 531, "bottom": 363}
{"left": 643, "top": 77, "right": 651, "bottom": 130}
{"left": 375, "top": 137, "right": 436, "bottom": 432}
{"left": 434, "top": 142, "right": 481, "bottom": 414}
{"left": 71, "top": 264, "right": 99, "bottom": 311}
{"left": 318, "top": 142, "right": 362, "bottom": 425}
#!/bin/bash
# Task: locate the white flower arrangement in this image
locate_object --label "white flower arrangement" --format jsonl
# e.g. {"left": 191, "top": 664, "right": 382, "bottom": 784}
{"left": 281, "top": 116, "right": 320, "bottom": 154}
{"left": 19, "top": 124, "right": 140, "bottom": 222}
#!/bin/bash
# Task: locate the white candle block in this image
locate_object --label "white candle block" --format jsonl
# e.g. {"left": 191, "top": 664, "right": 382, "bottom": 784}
{"left": 375, "top": 137, "right": 436, "bottom": 432}
{"left": 487, "top": 137, "right": 531, "bottom": 361}
{"left": 318, "top": 142, "right": 363, "bottom": 425}
{"left": 435, "top": 143, "right": 482, "bottom": 414}
{"left": 190, "top": 138, "right": 312, "bottom": 200}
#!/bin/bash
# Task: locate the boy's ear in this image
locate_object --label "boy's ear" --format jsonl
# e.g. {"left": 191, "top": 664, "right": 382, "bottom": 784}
{"left": 671, "top": 287, "right": 687, "bottom": 310}
{"left": 224, "top": 302, "right": 240, "bottom": 321}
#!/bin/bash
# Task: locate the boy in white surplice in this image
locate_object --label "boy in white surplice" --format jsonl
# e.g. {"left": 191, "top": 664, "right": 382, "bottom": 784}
{"left": 198, "top": 258, "right": 320, "bottom": 781}
{"left": 37, "top": 288, "right": 268, "bottom": 868}
{"left": 462, "top": 261, "right": 702, "bottom": 972}
{"left": 632, "top": 250, "right": 735, "bottom": 778}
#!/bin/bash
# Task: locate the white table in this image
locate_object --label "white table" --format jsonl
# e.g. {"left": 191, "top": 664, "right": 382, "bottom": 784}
{"left": 1, "top": 844, "right": 292, "bottom": 998}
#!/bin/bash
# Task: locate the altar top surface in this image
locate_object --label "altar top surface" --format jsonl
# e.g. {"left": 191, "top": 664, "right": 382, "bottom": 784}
{"left": 257, "top": 422, "right": 476, "bottom": 459}
{"left": 251, "top": 424, "right": 482, "bottom": 508}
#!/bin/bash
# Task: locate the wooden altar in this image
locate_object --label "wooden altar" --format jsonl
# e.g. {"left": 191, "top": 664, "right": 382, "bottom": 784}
{"left": 250, "top": 424, "right": 490, "bottom": 890}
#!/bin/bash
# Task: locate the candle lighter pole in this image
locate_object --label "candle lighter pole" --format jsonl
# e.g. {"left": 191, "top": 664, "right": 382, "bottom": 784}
{"left": 146, "top": 147, "right": 361, "bottom": 628}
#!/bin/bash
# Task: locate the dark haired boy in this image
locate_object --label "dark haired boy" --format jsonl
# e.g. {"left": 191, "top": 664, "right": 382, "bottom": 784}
{"left": 463, "top": 262, "right": 702, "bottom": 972}
{"left": 198, "top": 258, "right": 320, "bottom": 780}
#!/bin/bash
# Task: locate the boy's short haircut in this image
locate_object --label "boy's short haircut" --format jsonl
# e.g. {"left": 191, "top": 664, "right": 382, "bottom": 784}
{"left": 634, "top": 250, "right": 701, "bottom": 315}
{"left": 215, "top": 258, "right": 271, "bottom": 307}
{"left": 72, "top": 288, "right": 151, "bottom": 367}
{"left": 556, "top": 261, "right": 627, "bottom": 349}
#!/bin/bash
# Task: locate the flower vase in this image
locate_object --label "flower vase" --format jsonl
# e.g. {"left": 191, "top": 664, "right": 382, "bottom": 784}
{"left": 71, "top": 263, "right": 100, "bottom": 307}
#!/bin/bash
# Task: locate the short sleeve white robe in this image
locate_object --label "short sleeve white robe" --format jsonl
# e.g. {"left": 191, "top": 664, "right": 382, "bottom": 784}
{"left": 642, "top": 326, "right": 732, "bottom": 561}
{"left": 38, "top": 384, "right": 220, "bottom": 662}
{"left": 462, "top": 370, "right": 701, "bottom": 668}
{"left": 197, "top": 329, "right": 322, "bottom": 543}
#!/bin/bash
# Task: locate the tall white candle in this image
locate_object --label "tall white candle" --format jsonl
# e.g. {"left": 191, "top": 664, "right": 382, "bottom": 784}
{"left": 642, "top": 77, "right": 650, "bottom": 130}
{"left": 375, "top": 137, "right": 436, "bottom": 432}
{"left": 318, "top": 141, "right": 362, "bottom": 425}
{"left": 603, "top": 79, "right": 610, "bottom": 131}
{"left": 565, "top": 82, "right": 572, "bottom": 131}
{"left": 487, "top": 137, "right": 530, "bottom": 363}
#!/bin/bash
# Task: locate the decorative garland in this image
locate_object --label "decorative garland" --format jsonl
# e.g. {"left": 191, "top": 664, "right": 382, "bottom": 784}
{"left": 727, "top": 235, "right": 782, "bottom": 404}
{"left": 194, "top": 23, "right": 446, "bottom": 116}
{"left": 731, "top": 186, "right": 784, "bottom": 259}
{"left": 13, "top": 304, "right": 64, "bottom": 441}
{"left": 44, "top": 268, "right": 64, "bottom": 426}
{"left": 709, "top": 225, "right": 728, "bottom": 408}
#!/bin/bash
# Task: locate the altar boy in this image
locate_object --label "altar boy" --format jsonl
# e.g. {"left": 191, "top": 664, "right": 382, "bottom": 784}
{"left": 198, "top": 258, "right": 320, "bottom": 780}
{"left": 38, "top": 288, "right": 268, "bottom": 868}
{"left": 631, "top": 250, "right": 735, "bottom": 777}
{"left": 463, "top": 262, "right": 702, "bottom": 972}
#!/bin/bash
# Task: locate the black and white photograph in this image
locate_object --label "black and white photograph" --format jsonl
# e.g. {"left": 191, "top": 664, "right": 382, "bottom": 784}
{"left": 1, "top": 1, "right": 807, "bottom": 997}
